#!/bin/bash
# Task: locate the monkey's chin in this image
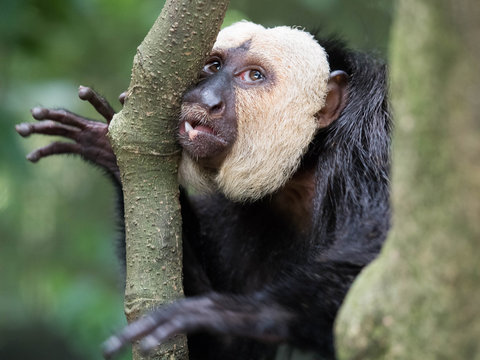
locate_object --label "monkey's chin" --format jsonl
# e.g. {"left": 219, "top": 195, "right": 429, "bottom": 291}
{"left": 179, "top": 130, "right": 230, "bottom": 169}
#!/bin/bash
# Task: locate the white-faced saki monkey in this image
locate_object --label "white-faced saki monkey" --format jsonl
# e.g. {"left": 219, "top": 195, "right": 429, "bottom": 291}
{"left": 17, "top": 21, "right": 391, "bottom": 360}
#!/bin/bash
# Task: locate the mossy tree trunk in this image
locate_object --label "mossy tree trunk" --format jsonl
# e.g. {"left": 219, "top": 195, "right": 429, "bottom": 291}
{"left": 335, "top": 0, "right": 480, "bottom": 359}
{"left": 107, "top": 1, "right": 228, "bottom": 359}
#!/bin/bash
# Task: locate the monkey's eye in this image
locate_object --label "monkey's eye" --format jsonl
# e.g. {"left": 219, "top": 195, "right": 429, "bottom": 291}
{"left": 203, "top": 60, "right": 222, "bottom": 74}
{"left": 238, "top": 69, "right": 265, "bottom": 83}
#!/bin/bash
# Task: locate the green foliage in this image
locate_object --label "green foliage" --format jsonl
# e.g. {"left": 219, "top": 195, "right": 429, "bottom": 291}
{"left": 0, "top": 0, "right": 392, "bottom": 358}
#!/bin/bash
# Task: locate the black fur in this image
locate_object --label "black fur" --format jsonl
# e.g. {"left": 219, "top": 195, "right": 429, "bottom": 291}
{"left": 174, "top": 38, "right": 391, "bottom": 359}
{"left": 18, "top": 32, "right": 391, "bottom": 360}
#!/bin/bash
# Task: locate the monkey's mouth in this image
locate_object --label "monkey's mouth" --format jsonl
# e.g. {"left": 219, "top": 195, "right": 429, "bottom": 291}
{"left": 178, "top": 119, "right": 231, "bottom": 163}
{"left": 177, "top": 102, "right": 237, "bottom": 167}
{"left": 179, "top": 120, "right": 218, "bottom": 141}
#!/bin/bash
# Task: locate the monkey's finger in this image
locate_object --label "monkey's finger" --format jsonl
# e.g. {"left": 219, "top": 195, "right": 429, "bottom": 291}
{"left": 102, "top": 315, "right": 162, "bottom": 358}
{"left": 119, "top": 92, "right": 127, "bottom": 106}
{"left": 31, "top": 107, "right": 90, "bottom": 129}
{"left": 78, "top": 86, "right": 116, "bottom": 123}
{"left": 138, "top": 314, "right": 206, "bottom": 355}
{"left": 16, "top": 121, "right": 80, "bottom": 139}
{"left": 139, "top": 333, "right": 166, "bottom": 355}
{"left": 26, "top": 142, "right": 81, "bottom": 163}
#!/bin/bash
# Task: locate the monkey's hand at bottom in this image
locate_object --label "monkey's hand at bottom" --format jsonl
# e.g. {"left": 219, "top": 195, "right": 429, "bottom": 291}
{"left": 15, "top": 86, "right": 121, "bottom": 183}
{"left": 101, "top": 259, "right": 360, "bottom": 359}
{"left": 102, "top": 293, "right": 292, "bottom": 359}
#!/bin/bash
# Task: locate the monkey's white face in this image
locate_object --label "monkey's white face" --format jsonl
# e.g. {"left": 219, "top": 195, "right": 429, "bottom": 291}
{"left": 178, "top": 21, "right": 331, "bottom": 202}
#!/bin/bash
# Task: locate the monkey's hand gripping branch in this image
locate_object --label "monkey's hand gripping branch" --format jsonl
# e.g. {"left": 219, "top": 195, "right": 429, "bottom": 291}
{"left": 101, "top": 260, "right": 361, "bottom": 359}
{"left": 102, "top": 293, "right": 292, "bottom": 359}
{"left": 16, "top": 87, "right": 121, "bottom": 183}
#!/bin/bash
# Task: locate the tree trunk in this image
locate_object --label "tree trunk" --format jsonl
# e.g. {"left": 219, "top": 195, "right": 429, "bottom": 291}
{"left": 335, "top": 0, "right": 480, "bottom": 359}
{"left": 107, "top": 1, "right": 228, "bottom": 359}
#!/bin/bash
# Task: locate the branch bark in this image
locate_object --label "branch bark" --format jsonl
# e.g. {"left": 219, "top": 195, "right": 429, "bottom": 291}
{"left": 335, "top": 0, "right": 480, "bottom": 358}
{"left": 107, "top": 1, "right": 228, "bottom": 359}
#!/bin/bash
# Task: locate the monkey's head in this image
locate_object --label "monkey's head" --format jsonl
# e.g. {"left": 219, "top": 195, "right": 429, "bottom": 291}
{"left": 178, "top": 21, "right": 347, "bottom": 201}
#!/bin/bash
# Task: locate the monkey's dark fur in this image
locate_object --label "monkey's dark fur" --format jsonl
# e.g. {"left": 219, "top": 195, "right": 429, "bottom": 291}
{"left": 178, "top": 37, "right": 390, "bottom": 360}
{"left": 17, "top": 23, "right": 391, "bottom": 360}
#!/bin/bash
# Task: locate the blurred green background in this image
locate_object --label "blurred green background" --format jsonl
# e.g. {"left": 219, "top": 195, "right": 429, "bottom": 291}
{"left": 0, "top": 0, "right": 393, "bottom": 359}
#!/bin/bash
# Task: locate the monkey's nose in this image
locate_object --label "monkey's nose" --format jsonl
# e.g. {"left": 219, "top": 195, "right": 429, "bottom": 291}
{"left": 208, "top": 100, "right": 225, "bottom": 116}
{"left": 201, "top": 90, "right": 225, "bottom": 116}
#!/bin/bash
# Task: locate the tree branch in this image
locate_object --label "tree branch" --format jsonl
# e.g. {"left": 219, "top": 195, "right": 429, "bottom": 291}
{"left": 108, "top": 1, "right": 229, "bottom": 359}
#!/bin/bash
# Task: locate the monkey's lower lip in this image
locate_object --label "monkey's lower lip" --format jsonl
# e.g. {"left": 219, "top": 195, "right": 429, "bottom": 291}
{"left": 179, "top": 120, "right": 228, "bottom": 147}
{"left": 180, "top": 121, "right": 223, "bottom": 141}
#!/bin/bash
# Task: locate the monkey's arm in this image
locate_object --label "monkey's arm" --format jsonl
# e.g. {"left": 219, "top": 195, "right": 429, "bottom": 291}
{"left": 102, "top": 260, "right": 360, "bottom": 358}
{"left": 16, "top": 87, "right": 121, "bottom": 184}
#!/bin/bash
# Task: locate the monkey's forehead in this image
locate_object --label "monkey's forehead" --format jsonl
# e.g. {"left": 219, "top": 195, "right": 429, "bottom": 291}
{"left": 214, "top": 21, "right": 329, "bottom": 72}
